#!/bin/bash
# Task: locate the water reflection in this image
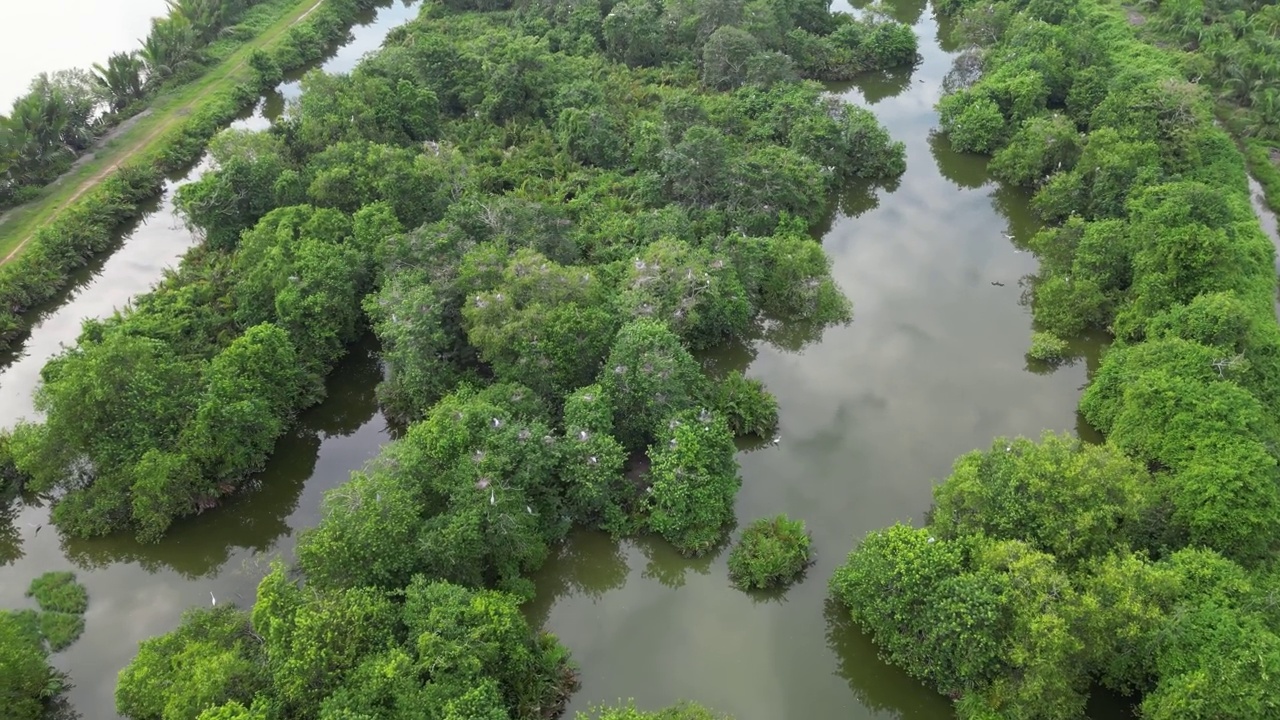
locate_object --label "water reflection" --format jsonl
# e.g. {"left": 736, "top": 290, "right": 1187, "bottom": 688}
{"left": 928, "top": 130, "right": 987, "bottom": 189}
{"left": 638, "top": 534, "right": 725, "bottom": 591}
{"left": 529, "top": 4, "right": 1093, "bottom": 718}
{"left": 822, "top": 597, "right": 953, "bottom": 719}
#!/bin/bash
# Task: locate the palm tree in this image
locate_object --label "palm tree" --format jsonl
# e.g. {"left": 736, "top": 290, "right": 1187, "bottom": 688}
{"left": 166, "top": 0, "right": 229, "bottom": 45}
{"left": 139, "top": 14, "right": 199, "bottom": 85}
{"left": 1246, "top": 88, "right": 1280, "bottom": 139}
{"left": 93, "top": 52, "right": 147, "bottom": 113}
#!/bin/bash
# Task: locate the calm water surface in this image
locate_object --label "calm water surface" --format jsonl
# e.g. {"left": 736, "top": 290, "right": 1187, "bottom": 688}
{"left": 0, "top": 0, "right": 168, "bottom": 108}
{"left": 527, "top": 4, "right": 1096, "bottom": 718}
{"left": 1, "top": 1, "right": 1105, "bottom": 718}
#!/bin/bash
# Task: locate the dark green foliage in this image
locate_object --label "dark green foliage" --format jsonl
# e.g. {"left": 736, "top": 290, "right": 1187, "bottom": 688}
{"left": 298, "top": 385, "right": 566, "bottom": 599}
{"left": 0, "top": 429, "right": 24, "bottom": 494}
{"left": 25, "top": 572, "right": 88, "bottom": 615}
{"left": 727, "top": 514, "right": 812, "bottom": 590}
{"left": 87, "top": 2, "right": 916, "bottom": 716}
{"left": 560, "top": 384, "right": 632, "bottom": 534}
{"left": 37, "top": 612, "right": 86, "bottom": 652}
{"left": 711, "top": 370, "right": 779, "bottom": 438}
{"left": 598, "top": 320, "right": 708, "bottom": 451}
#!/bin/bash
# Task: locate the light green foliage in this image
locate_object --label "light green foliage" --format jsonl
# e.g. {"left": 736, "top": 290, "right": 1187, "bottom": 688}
{"left": 842, "top": 2, "right": 1280, "bottom": 713}
{"left": 990, "top": 113, "right": 1080, "bottom": 187}
{"left": 598, "top": 320, "right": 708, "bottom": 451}
{"left": 0, "top": 429, "right": 22, "bottom": 494}
{"left": 195, "top": 701, "right": 270, "bottom": 720}
{"left": 254, "top": 567, "right": 399, "bottom": 717}
{"left": 931, "top": 434, "right": 1152, "bottom": 564}
{"left": 292, "top": 69, "right": 440, "bottom": 156}
{"left": 727, "top": 514, "right": 812, "bottom": 590}
{"left": 645, "top": 409, "right": 740, "bottom": 556}
{"left": 579, "top": 701, "right": 731, "bottom": 720}
{"left": 710, "top": 370, "right": 779, "bottom": 438}
{"left": 0, "top": 610, "right": 57, "bottom": 720}
{"left": 176, "top": 129, "right": 294, "bottom": 250}
{"left": 727, "top": 233, "right": 853, "bottom": 324}
{"left": 1026, "top": 331, "right": 1068, "bottom": 362}
{"left": 300, "top": 385, "right": 564, "bottom": 598}
{"left": 37, "top": 612, "right": 86, "bottom": 652}
{"left": 617, "top": 239, "right": 752, "bottom": 349}
{"left": 25, "top": 571, "right": 88, "bottom": 615}
{"left": 120, "top": 566, "right": 572, "bottom": 720}
{"left": 116, "top": 605, "right": 265, "bottom": 720}
{"left": 938, "top": 93, "right": 1005, "bottom": 154}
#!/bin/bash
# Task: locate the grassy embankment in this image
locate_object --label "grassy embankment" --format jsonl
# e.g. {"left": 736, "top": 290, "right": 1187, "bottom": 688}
{"left": 0, "top": 0, "right": 323, "bottom": 261}
{"left": 0, "top": 0, "right": 378, "bottom": 351}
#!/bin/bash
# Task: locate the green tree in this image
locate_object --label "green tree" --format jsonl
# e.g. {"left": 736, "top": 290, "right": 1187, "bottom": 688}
{"left": 645, "top": 409, "right": 741, "bottom": 556}
{"left": 598, "top": 319, "right": 707, "bottom": 450}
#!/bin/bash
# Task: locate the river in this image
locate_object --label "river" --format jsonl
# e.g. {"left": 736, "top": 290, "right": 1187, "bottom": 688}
{"left": 1, "top": 1, "right": 1106, "bottom": 718}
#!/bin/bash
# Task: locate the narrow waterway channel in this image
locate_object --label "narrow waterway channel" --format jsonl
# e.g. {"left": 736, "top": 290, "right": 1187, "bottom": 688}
{"left": 1, "top": 1, "right": 1102, "bottom": 718}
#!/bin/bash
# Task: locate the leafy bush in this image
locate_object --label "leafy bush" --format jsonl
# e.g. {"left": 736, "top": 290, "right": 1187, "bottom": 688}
{"left": 727, "top": 514, "right": 812, "bottom": 590}
{"left": 0, "top": 610, "right": 58, "bottom": 720}
{"left": 579, "top": 701, "right": 732, "bottom": 720}
{"left": 645, "top": 409, "right": 741, "bottom": 556}
{"left": 26, "top": 572, "right": 88, "bottom": 615}
{"left": 1026, "top": 331, "right": 1068, "bottom": 362}
{"left": 37, "top": 612, "right": 85, "bottom": 652}
{"left": 712, "top": 371, "right": 779, "bottom": 438}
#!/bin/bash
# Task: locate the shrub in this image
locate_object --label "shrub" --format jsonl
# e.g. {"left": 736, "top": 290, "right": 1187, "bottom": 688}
{"left": 727, "top": 514, "right": 813, "bottom": 590}
{"left": 37, "top": 612, "right": 85, "bottom": 652}
{"left": 1026, "top": 331, "right": 1069, "bottom": 362}
{"left": 712, "top": 371, "right": 779, "bottom": 438}
{"left": 26, "top": 572, "right": 88, "bottom": 615}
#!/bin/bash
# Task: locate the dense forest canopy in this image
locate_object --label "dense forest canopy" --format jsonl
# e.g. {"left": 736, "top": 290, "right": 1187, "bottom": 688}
{"left": 0, "top": 0, "right": 919, "bottom": 716}
{"left": 833, "top": 0, "right": 1280, "bottom": 718}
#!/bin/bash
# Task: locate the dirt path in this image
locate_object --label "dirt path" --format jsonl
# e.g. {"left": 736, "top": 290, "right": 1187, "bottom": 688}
{"left": 0, "top": 0, "right": 326, "bottom": 267}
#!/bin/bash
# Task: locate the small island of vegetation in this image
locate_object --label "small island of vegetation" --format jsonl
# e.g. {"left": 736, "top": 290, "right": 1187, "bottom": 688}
{"left": 2, "top": 571, "right": 90, "bottom": 719}
{"left": 727, "top": 514, "right": 813, "bottom": 590}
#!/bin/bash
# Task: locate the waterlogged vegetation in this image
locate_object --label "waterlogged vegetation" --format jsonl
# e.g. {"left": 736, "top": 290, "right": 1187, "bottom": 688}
{"left": 834, "top": 0, "right": 1280, "bottom": 717}
{"left": 0, "top": 0, "right": 275, "bottom": 211}
{"left": 0, "top": 0, "right": 394, "bottom": 353}
{"left": 726, "top": 514, "right": 813, "bottom": 590}
{"left": 0, "top": 0, "right": 920, "bottom": 716}
{"left": 2, "top": 572, "right": 90, "bottom": 718}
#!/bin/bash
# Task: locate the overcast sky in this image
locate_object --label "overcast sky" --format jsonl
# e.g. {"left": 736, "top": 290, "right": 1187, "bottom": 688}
{"left": 0, "top": 0, "right": 167, "bottom": 110}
